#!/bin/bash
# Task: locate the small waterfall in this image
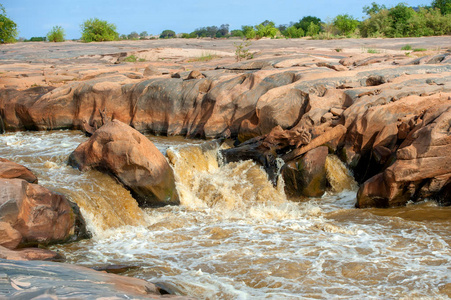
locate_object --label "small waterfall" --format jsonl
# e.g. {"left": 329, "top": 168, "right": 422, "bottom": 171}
{"left": 325, "top": 155, "right": 358, "bottom": 192}
{"left": 166, "top": 142, "right": 287, "bottom": 212}
{"left": 0, "top": 131, "right": 147, "bottom": 236}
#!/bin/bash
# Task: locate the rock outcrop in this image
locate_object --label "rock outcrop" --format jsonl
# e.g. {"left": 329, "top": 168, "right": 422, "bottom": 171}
{"left": 69, "top": 119, "right": 179, "bottom": 207}
{"left": 357, "top": 103, "right": 451, "bottom": 208}
{"left": 1, "top": 40, "right": 451, "bottom": 208}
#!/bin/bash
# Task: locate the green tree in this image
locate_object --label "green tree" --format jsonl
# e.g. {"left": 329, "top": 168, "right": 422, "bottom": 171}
{"left": 306, "top": 22, "right": 320, "bottom": 36}
{"left": 388, "top": 3, "right": 415, "bottom": 37}
{"left": 128, "top": 31, "right": 139, "bottom": 39}
{"left": 0, "top": 4, "right": 18, "bottom": 43}
{"left": 333, "top": 14, "right": 359, "bottom": 35}
{"left": 140, "top": 31, "right": 148, "bottom": 39}
{"left": 255, "top": 20, "right": 278, "bottom": 38}
{"left": 294, "top": 16, "right": 322, "bottom": 33}
{"left": 80, "top": 18, "right": 119, "bottom": 42}
{"left": 47, "top": 26, "right": 65, "bottom": 42}
{"left": 283, "top": 26, "right": 304, "bottom": 38}
{"left": 431, "top": 0, "right": 451, "bottom": 14}
{"left": 231, "top": 29, "right": 244, "bottom": 37}
{"left": 363, "top": 2, "right": 387, "bottom": 15}
{"left": 241, "top": 25, "right": 256, "bottom": 39}
{"left": 160, "top": 29, "right": 176, "bottom": 38}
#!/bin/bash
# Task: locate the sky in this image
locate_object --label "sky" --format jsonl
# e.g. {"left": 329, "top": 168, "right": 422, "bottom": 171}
{"left": 3, "top": 0, "right": 429, "bottom": 40}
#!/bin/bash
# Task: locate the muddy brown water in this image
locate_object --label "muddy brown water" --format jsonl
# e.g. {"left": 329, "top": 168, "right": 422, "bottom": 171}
{"left": 0, "top": 130, "right": 449, "bottom": 299}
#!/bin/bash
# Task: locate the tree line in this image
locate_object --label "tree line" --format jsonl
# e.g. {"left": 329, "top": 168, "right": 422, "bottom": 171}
{"left": 0, "top": 1, "right": 450, "bottom": 44}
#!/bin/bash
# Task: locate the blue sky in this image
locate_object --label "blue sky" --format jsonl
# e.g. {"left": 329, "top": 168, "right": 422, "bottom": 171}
{"left": 3, "top": 0, "right": 429, "bottom": 39}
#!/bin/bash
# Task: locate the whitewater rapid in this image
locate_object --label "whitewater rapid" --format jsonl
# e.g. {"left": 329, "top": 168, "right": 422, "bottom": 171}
{"left": 0, "top": 131, "right": 449, "bottom": 299}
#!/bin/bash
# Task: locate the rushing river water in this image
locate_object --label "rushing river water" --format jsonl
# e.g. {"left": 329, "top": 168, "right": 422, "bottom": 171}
{"left": 0, "top": 131, "right": 450, "bottom": 299}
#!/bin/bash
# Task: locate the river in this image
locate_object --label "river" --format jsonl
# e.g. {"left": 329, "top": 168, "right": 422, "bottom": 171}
{"left": 0, "top": 130, "right": 450, "bottom": 299}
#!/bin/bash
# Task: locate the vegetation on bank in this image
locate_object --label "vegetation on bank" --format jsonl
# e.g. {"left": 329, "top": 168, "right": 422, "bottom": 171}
{"left": 80, "top": 18, "right": 119, "bottom": 42}
{"left": 1, "top": 0, "right": 450, "bottom": 43}
{"left": 47, "top": 26, "right": 65, "bottom": 42}
{"left": 0, "top": 4, "right": 18, "bottom": 43}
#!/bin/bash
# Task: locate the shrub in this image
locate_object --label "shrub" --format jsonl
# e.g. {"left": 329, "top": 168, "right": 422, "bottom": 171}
{"left": 80, "top": 18, "right": 119, "bottom": 42}
{"left": 413, "top": 48, "right": 427, "bottom": 52}
{"left": 333, "top": 14, "right": 359, "bottom": 35}
{"left": 188, "top": 52, "right": 219, "bottom": 62}
{"left": 128, "top": 31, "right": 139, "bottom": 40}
{"left": 47, "top": 26, "right": 65, "bottom": 42}
{"left": 401, "top": 44, "right": 412, "bottom": 50}
{"left": 241, "top": 25, "right": 256, "bottom": 39}
{"left": 124, "top": 55, "right": 137, "bottom": 62}
{"left": 367, "top": 48, "right": 379, "bottom": 53}
{"left": 231, "top": 29, "right": 244, "bottom": 38}
{"left": 160, "top": 30, "right": 176, "bottom": 38}
{"left": 234, "top": 41, "right": 253, "bottom": 61}
{"left": 28, "top": 37, "right": 46, "bottom": 42}
{"left": 255, "top": 20, "right": 278, "bottom": 38}
{"left": 283, "top": 26, "right": 304, "bottom": 38}
{"left": 294, "top": 16, "right": 322, "bottom": 33}
{"left": 306, "top": 22, "right": 320, "bottom": 37}
{"left": 0, "top": 4, "right": 18, "bottom": 43}
{"left": 140, "top": 31, "right": 148, "bottom": 39}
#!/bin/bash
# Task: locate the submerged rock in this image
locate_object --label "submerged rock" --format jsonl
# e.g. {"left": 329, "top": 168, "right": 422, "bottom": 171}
{"left": 69, "top": 119, "right": 179, "bottom": 207}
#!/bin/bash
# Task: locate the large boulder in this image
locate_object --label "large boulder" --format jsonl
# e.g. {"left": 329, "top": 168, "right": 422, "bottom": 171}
{"left": 0, "top": 178, "right": 87, "bottom": 247}
{"left": 357, "top": 104, "right": 451, "bottom": 208}
{"left": 69, "top": 119, "right": 179, "bottom": 207}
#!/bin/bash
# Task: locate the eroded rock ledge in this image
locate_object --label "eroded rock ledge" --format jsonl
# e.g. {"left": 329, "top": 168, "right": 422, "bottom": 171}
{"left": 1, "top": 45, "right": 451, "bottom": 208}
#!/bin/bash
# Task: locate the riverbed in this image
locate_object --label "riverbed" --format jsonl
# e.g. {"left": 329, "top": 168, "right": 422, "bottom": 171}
{"left": 0, "top": 131, "right": 449, "bottom": 299}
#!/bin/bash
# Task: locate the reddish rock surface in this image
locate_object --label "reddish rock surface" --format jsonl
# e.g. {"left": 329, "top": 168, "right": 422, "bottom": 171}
{"left": 0, "top": 245, "right": 64, "bottom": 261}
{"left": 357, "top": 102, "right": 451, "bottom": 208}
{"left": 0, "top": 178, "right": 84, "bottom": 246}
{"left": 283, "top": 146, "right": 329, "bottom": 197}
{"left": 1, "top": 39, "right": 451, "bottom": 207}
{"left": 0, "top": 157, "right": 38, "bottom": 183}
{"left": 69, "top": 119, "right": 179, "bottom": 206}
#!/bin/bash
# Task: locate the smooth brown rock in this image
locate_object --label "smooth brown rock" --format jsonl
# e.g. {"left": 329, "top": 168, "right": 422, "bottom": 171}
{"left": 143, "top": 65, "right": 162, "bottom": 76}
{"left": 69, "top": 119, "right": 179, "bottom": 206}
{"left": 0, "top": 178, "right": 83, "bottom": 246}
{"left": 283, "top": 146, "right": 329, "bottom": 197}
{"left": 0, "top": 158, "right": 38, "bottom": 183}
{"left": 187, "top": 70, "right": 205, "bottom": 80}
{"left": 0, "top": 222, "right": 22, "bottom": 249}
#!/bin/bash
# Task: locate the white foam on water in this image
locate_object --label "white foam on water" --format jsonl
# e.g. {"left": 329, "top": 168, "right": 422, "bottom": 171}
{"left": 1, "top": 131, "right": 450, "bottom": 299}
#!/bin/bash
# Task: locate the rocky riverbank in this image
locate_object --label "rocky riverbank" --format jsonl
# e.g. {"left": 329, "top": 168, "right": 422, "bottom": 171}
{"left": 0, "top": 37, "right": 450, "bottom": 297}
{"left": 1, "top": 38, "right": 450, "bottom": 207}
